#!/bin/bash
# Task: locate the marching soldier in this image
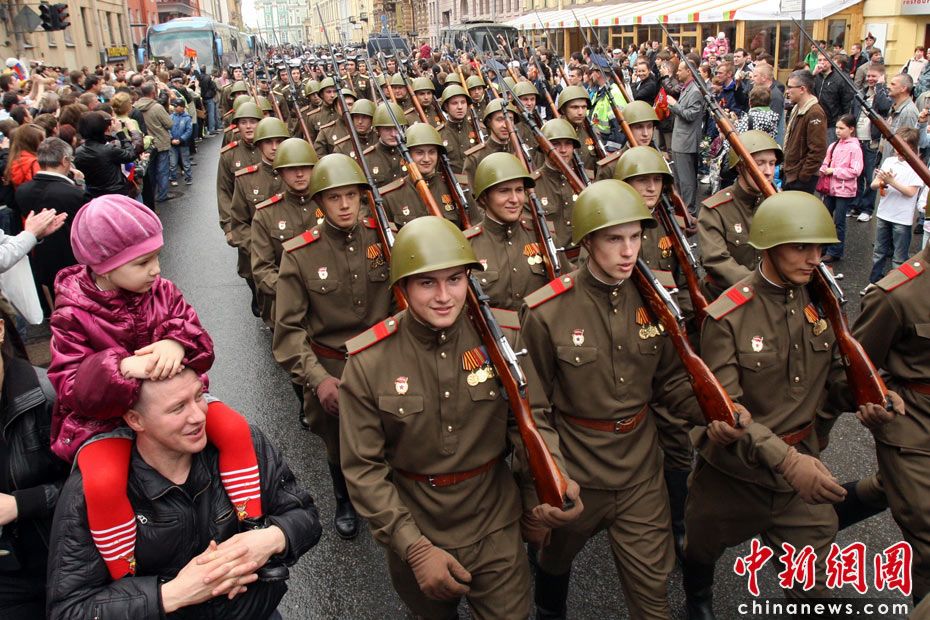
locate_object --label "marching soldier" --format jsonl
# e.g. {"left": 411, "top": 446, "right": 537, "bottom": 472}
{"left": 379, "top": 123, "right": 478, "bottom": 229}
{"left": 697, "top": 130, "right": 783, "bottom": 299}
{"left": 596, "top": 100, "right": 660, "bottom": 181}
{"left": 466, "top": 74, "right": 488, "bottom": 105}
{"left": 389, "top": 73, "right": 412, "bottom": 108}
{"left": 334, "top": 99, "right": 378, "bottom": 159}
{"left": 250, "top": 138, "right": 320, "bottom": 322}
{"left": 313, "top": 88, "right": 357, "bottom": 156}
{"left": 307, "top": 77, "right": 340, "bottom": 141}
{"left": 465, "top": 152, "right": 555, "bottom": 310}
{"left": 273, "top": 153, "right": 395, "bottom": 540}
{"left": 521, "top": 180, "right": 712, "bottom": 619}
{"left": 346, "top": 57, "right": 370, "bottom": 98}
{"left": 556, "top": 86, "right": 599, "bottom": 172}
{"left": 361, "top": 102, "right": 408, "bottom": 187}
{"left": 462, "top": 99, "right": 520, "bottom": 189}
{"left": 438, "top": 85, "right": 479, "bottom": 174}
{"left": 685, "top": 192, "right": 903, "bottom": 614}
{"left": 217, "top": 101, "right": 262, "bottom": 251}
{"left": 228, "top": 116, "right": 287, "bottom": 320}
{"left": 222, "top": 94, "right": 253, "bottom": 146}
{"left": 219, "top": 74, "right": 247, "bottom": 118}
{"left": 511, "top": 81, "right": 546, "bottom": 170}
{"left": 531, "top": 119, "right": 581, "bottom": 251}
{"left": 405, "top": 77, "right": 444, "bottom": 128}
{"left": 339, "top": 216, "right": 581, "bottom": 619}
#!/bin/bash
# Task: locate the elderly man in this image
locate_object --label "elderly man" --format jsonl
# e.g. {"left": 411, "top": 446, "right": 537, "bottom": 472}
{"left": 46, "top": 369, "right": 321, "bottom": 619}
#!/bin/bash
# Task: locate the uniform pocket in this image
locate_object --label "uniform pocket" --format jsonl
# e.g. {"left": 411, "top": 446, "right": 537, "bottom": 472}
{"left": 737, "top": 351, "right": 778, "bottom": 372}
{"left": 808, "top": 334, "right": 836, "bottom": 353}
{"left": 467, "top": 381, "right": 499, "bottom": 402}
{"left": 476, "top": 270, "right": 500, "bottom": 287}
{"left": 556, "top": 345, "right": 598, "bottom": 367}
{"left": 637, "top": 340, "right": 661, "bottom": 355}
{"left": 306, "top": 278, "right": 340, "bottom": 294}
{"left": 368, "top": 266, "right": 389, "bottom": 282}
{"left": 378, "top": 395, "right": 425, "bottom": 418}
{"left": 914, "top": 323, "right": 930, "bottom": 339}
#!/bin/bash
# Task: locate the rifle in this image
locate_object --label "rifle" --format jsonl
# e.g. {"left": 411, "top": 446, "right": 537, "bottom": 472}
{"left": 318, "top": 9, "right": 405, "bottom": 311}
{"left": 654, "top": 196, "right": 709, "bottom": 326}
{"left": 256, "top": 56, "right": 286, "bottom": 122}
{"left": 661, "top": 21, "right": 890, "bottom": 410}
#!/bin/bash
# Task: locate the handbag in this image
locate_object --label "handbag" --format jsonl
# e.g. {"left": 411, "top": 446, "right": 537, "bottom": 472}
{"left": 0, "top": 254, "right": 43, "bottom": 324}
{"left": 816, "top": 142, "right": 837, "bottom": 196}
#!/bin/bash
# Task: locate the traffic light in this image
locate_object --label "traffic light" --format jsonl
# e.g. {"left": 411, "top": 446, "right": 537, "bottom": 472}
{"left": 53, "top": 4, "right": 70, "bottom": 30}
{"left": 39, "top": 3, "right": 54, "bottom": 31}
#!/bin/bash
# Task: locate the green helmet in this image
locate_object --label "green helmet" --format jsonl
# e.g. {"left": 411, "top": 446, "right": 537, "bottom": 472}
{"left": 405, "top": 122, "right": 445, "bottom": 153}
{"left": 375, "top": 74, "right": 387, "bottom": 87}
{"left": 503, "top": 76, "right": 517, "bottom": 90}
{"left": 389, "top": 216, "right": 482, "bottom": 285}
{"left": 254, "top": 95, "right": 274, "bottom": 113}
{"left": 232, "top": 94, "right": 253, "bottom": 111}
{"left": 440, "top": 84, "right": 469, "bottom": 108}
{"left": 272, "top": 138, "right": 319, "bottom": 170}
{"left": 308, "top": 153, "right": 371, "bottom": 199}
{"left": 304, "top": 80, "right": 320, "bottom": 96}
{"left": 389, "top": 73, "right": 408, "bottom": 88}
{"left": 727, "top": 129, "right": 785, "bottom": 169}
{"left": 319, "top": 77, "right": 337, "bottom": 90}
{"left": 373, "top": 102, "right": 408, "bottom": 128}
{"left": 513, "top": 81, "right": 538, "bottom": 99}
{"left": 341, "top": 88, "right": 358, "bottom": 100}
{"left": 481, "top": 98, "right": 517, "bottom": 123}
{"left": 254, "top": 117, "right": 289, "bottom": 143}
{"left": 445, "top": 73, "right": 463, "bottom": 86}
{"left": 350, "top": 98, "right": 376, "bottom": 117}
{"left": 572, "top": 180, "right": 656, "bottom": 245}
{"left": 748, "top": 191, "right": 839, "bottom": 250}
{"left": 229, "top": 81, "right": 248, "bottom": 95}
{"left": 614, "top": 146, "right": 673, "bottom": 183}
{"left": 541, "top": 119, "right": 580, "bottom": 148}
{"left": 556, "top": 85, "right": 589, "bottom": 111}
{"left": 233, "top": 102, "right": 262, "bottom": 122}
{"left": 473, "top": 152, "right": 534, "bottom": 199}
{"left": 622, "top": 100, "right": 659, "bottom": 125}
{"left": 411, "top": 77, "right": 434, "bottom": 93}
{"left": 465, "top": 75, "right": 485, "bottom": 90}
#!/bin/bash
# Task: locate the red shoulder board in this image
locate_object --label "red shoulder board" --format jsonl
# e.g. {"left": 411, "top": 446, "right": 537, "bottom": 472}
{"left": 702, "top": 188, "right": 734, "bottom": 210}
{"left": 491, "top": 307, "right": 520, "bottom": 330}
{"left": 379, "top": 178, "right": 406, "bottom": 194}
{"left": 283, "top": 228, "right": 321, "bottom": 252}
{"left": 525, "top": 275, "right": 575, "bottom": 309}
{"left": 346, "top": 315, "right": 401, "bottom": 355}
{"left": 255, "top": 192, "right": 284, "bottom": 210}
{"left": 363, "top": 144, "right": 377, "bottom": 155}
{"left": 362, "top": 217, "right": 377, "bottom": 229}
{"left": 463, "top": 224, "right": 482, "bottom": 239}
{"left": 706, "top": 283, "right": 755, "bottom": 320}
{"left": 531, "top": 169, "right": 543, "bottom": 181}
{"left": 877, "top": 258, "right": 925, "bottom": 292}
{"left": 220, "top": 141, "right": 239, "bottom": 153}
{"left": 235, "top": 164, "right": 259, "bottom": 177}
{"left": 464, "top": 143, "right": 485, "bottom": 156}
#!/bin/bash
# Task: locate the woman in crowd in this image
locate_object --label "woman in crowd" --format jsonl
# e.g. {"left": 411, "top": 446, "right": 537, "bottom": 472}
{"left": 73, "top": 111, "right": 139, "bottom": 198}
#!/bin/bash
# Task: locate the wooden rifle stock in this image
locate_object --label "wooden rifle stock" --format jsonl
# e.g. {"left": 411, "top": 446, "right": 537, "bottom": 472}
{"left": 581, "top": 116, "right": 608, "bottom": 161}
{"left": 654, "top": 197, "right": 708, "bottom": 326}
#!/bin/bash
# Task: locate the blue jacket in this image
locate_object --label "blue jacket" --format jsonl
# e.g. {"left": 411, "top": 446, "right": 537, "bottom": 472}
{"left": 169, "top": 111, "right": 192, "bottom": 142}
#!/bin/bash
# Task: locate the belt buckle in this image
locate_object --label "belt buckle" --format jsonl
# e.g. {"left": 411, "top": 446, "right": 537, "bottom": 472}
{"left": 426, "top": 475, "right": 438, "bottom": 488}
{"left": 614, "top": 416, "right": 634, "bottom": 433}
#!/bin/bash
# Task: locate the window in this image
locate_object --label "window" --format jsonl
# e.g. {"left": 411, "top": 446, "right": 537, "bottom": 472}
{"left": 46, "top": 29, "right": 57, "bottom": 47}
{"left": 117, "top": 13, "right": 124, "bottom": 44}
{"left": 81, "top": 7, "right": 92, "bottom": 45}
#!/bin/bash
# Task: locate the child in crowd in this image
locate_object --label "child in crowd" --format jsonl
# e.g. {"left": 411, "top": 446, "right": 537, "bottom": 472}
{"left": 819, "top": 114, "right": 863, "bottom": 262}
{"left": 168, "top": 97, "right": 193, "bottom": 186}
{"left": 48, "top": 195, "right": 263, "bottom": 579}
{"left": 865, "top": 127, "right": 925, "bottom": 292}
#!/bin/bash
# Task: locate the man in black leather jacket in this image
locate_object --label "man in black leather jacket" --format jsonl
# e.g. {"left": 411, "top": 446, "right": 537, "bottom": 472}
{"left": 46, "top": 369, "right": 321, "bottom": 619}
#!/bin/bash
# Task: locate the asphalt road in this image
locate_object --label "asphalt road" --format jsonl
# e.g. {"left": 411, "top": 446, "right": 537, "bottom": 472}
{"left": 158, "top": 134, "right": 922, "bottom": 619}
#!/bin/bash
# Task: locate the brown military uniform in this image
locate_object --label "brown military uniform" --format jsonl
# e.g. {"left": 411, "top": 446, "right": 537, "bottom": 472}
{"left": 217, "top": 139, "right": 260, "bottom": 239}
{"left": 515, "top": 122, "right": 545, "bottom": 170}
{"left": 689, "top": 270, "right": 848, "bottom": 597}
{"left": 404, "top": 104, "right": 443, "bottom": 128}
{"left": 273, "top": 218, "right": 394, "bottom": 462}
{"left": 379, "top": 173, "right": 478, "bottom": 229}
{"left": 350, "top": 73, "right": 371, "bottom": 99}
{"left": 466, "top": 216, "right": 552, "bottom": 311}
{"left": 594, "top": 145, "right": 634, "bottom": 181}
{"left": 520, "top": 268, "right": 704, "bottom": 619}
{"left": 440, "top": 117, "right": 479, "bottom": 174}
{"left": 221, "top": 124, "right": 239, "bottom": 147}
{"left": 853, "top": 246, "right": 930, "bottom": 599}
{"left": 307, "top": 102, "right": 340, "bottom": 141}
{"left": 531, "top": 165, "right": 577, "bottom": 250}
{"left": 361, "top": 141, "right": 406, "bottom": 187}
{"left": 333, "top": 130, "right": 377, "bottom": 160}
{"left": 339, "top": 308, "right": 563, "bottom": 619}
{"left": 462, "top": 138, "right": 512, "bottom": 190}
{"left": 697, "top": 182, "right": 765, "bottom": 299}
{"left": 571, "top": 121, "right": 600, "bottom": 172}
{"left": 313, "top": 118, "right": 351, "bottom": 156}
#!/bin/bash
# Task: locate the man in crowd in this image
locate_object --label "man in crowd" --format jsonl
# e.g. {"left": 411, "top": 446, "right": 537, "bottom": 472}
{"left": 783, "top": 69, "right": 827, "bottom": 193}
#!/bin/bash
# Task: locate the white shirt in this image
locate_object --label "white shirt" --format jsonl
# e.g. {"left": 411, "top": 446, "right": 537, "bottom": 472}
{"left": 876, "top": 157, "right": 924, "bottom": 225}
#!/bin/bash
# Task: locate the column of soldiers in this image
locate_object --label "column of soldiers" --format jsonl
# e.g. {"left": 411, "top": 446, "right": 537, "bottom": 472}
{"left": 214, "top": 48, "right": 928, "bottom": 619}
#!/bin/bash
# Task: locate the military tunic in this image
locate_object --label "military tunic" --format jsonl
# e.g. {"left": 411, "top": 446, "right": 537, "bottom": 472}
{"left": 853, "top": 246, "right": 930, "bottom": 599}
{"left": 571, "top": 121, "right": 600, "bottom": 173}
{"left": 462, "top": 137, "right": 512, "bottom": 190}
{"left": 307, "top": 102, "right": 340, "bottom": 141}
{"left": 531, "top": 164, "right": 577, "bottom": 250}
{"left": 273, "top": 218, "right": 394, "bottom": 462}
{"left": 440, "top": 117, "right": 479, "bottom": 174}
{"left": 689, "top": 270, "right": 849, "bottom": 597}
{"left": 217, "top": 139, "right": 261, "bottom": 239}
{"left": 349, "top": 73, "right": 371, "bottom": 99}
{"left": 379, "top": 173, "right": 478, "bottom": 229}
{"left": 333, "top": 130, "right": 377, "bottom": 160}
{"left": 339, "top": 309, "right": 562, "bottom": 619}
{"left": 313, "top": 118, "right": 351, "bottom": 156}
{"left": 466, "top": 216, "right": 552, "bottom": 311}
{"left": 362, "top": 141, "right": 406, "bottom": 188}
{"left": 250, "top": 190, "right": 318, "bottom": 301}
{"left": 404, "top": 104, "right": 443, "bottom": 128}
{"left": 697, "top": 182, "right": 765, "bottom": 299}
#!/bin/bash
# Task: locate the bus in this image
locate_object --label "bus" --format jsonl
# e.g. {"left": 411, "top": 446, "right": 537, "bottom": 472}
{"left": 439, "top": 21, "right": 519, "bottom": 55}
{"left": 146, "top": 18, "right": 252, "bottom": 72}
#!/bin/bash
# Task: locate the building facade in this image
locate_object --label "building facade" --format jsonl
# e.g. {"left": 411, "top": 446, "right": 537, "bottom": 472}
{"left": 156, "top": 0, "right": 202, "bottom": 23}
{"left": 253, "top": 0, "right": 308, "bottom": 44}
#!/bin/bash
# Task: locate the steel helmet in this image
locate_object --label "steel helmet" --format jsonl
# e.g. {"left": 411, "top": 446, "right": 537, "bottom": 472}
{"left": 572, "top": 179, "right": 656, "bottom": 245}
{"left": 727, "top": 129, "right": 785, "bottom": 169}
{"left": 614, "top": 146, "right": 673, "bottom": 183}
{"left": 340, "top": 88, "right": 358, "bottom": 100}
{"left": 373, "top": 101, "right": 408, "bottom": 128}
{"left": 503, "top": 76, "right": 517, "bottom": 90}
{"left": 445, "top": 73, "right": 463, "bottom": 86}
{"left": 473, "top": 152, "right": 534, "bottom": 200}
{"left": 319, "top": 77, "right": 337, "bottom": 90}
{"left": 405, "top": 122, "right": 445, "bottom": 152}
{"left": 748, "top": 191, "right": 839, "bottom": 250}
{"left": 513, "top": 81, "right": 539, "bottom": 99}
{"left": 440, "top": 84, "right": 469, "bottom": 108}
{"left": 254, "top": 117, "right": 290, "bottom": 143}
{"left": 481, "top": 98, "right": 518, "bottom": 123}
{"left": 375, "top": 74, "right": 387, "bottom": 87}
{"left": 254, "top": 95, "right": 274, "bottom": 113}
{"left": 622, "top": 100, "right": 660, "bottom": 125}
{"left": 350, "top": 98, "right": 377, "bottom": 117}
{"left": 556, "top": 85, "right": 590, "bottom": 111}
{"left": 411, "top": 76, "right": 434, "bottom": 93}
{"left": 465, "top": 75, "right": 485, "bottom": 90}
{"left": 272, "top": 138, "right": 319, "bottom": 170}
{"left": 390, "top": 216, "right": 482, "bottom": 285}
{"left": 229, "top": 81, "right": 248, "bottom": 95}
{"left": 540, "top": 119, "right": 580, "bottom": 148}
{"left": 304, "top": 79, "right": 321, "bottom": 96}
{"left": 308, "top": 153, "right": 371, "bottom": 199}
{"left": 232, "top": 94, "right": 253, "bottom": 111}
{"left": 233, "top": 101, "right": 262, "bottom": 122}
{"left": 389, "top": 73, "right": 408, "bottom": 88}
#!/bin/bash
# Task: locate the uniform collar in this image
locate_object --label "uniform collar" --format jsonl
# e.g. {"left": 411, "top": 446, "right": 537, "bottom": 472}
{"left": 733, "top": 178, "right": 764, "bottom": 208}
{"left": 752, "top": 266, "right": 802, "bottom": 302}
{"left": 403, "top": 308, "right": 464, "bottom": 348}
{"left": 261, "top": 159, "right": 275, "bottom": 173}
{"left": 285, "top": 188, "right": 311, "bottom": 204}
{"left": 322, "top": 218, "right": 359, "bottom": 241}
{"left": 579, "top": 263, "right": 626, "bottom": 301}
{"left": 481, "top": 213, "right": 517, "bottom": 239}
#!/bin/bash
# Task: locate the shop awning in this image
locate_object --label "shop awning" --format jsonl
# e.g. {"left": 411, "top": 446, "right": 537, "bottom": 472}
{"left": 506, "top": 0, "right": 862, "bottom": 29}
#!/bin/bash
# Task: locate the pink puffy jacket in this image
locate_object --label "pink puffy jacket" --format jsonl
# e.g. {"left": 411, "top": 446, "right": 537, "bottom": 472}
{"left": 819, "top": 137, "right": 863, "bottom": 198}
{"left": 48, "top": 264, "right": 215, "bottom": 462}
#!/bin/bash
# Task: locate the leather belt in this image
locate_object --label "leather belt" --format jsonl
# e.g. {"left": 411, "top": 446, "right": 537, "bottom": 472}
{"left": 905, "top": 382, "right": 930, "bottom": 396}
{"left": 310, "top": 341, "right": 347, "bottom": 361}
{"left": 779, "top": 423, "right": 813, "bottom": 446}
{"left": 395, "top": 457, "right": 501, "bottom": 488}
{"left": 562, "top": 405, "right": 648, "bottom": 434}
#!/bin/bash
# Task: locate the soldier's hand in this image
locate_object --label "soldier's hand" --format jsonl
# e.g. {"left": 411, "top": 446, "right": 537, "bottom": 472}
{"left": 520, "top": 510, "right": 551, "bottom": 549}
{"left": 776, "top": 447, "right": 847, "bottom": 504}
{"left": 316, "top": 376, "right": 341, "bottom": 415}
{"left": 707, "top": 404, "right": 752, "bottom": 445}
{"left": 533, "top": 479, "right": 583, "bottom": 528}
{"left": 225, "top": 231, "right": 235, "bottom": 246}
{"left": 406, "top": 536, "right": 472, "bottom": 600}
{"left": 857, "top": 391, "right": 905, "bottom": 429}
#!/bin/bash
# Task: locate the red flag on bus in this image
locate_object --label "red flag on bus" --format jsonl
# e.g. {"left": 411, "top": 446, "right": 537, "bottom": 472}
{"left": 184, "top": 46, "right": 197, "bottom": 58}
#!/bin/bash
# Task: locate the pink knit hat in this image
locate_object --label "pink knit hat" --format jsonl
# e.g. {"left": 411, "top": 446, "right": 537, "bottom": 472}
{"left": 70, "top": 194, "right": 164, "bottom": 274}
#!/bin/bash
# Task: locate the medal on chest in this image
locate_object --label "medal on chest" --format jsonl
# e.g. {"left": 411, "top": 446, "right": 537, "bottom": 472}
{"left": 235, "top": 160, "right": 241, "bottom": 168}
{"left": 318, "top": 266, "right": 328, "bottom": 280}
{"left": 635, "top": 307, "right": 663, "bottom": 339}
{"left": 658, "top": 235, "right": 673, "bottom": 259}
{"left": 462, "top": 346, "right": 495, "bottom": 386}
{"left": 401, "top": 205, "right": 411, "bottom": 216}
{"left": 572, "top": 329, "right": 585, "bottom": 346}
{"left": 734, "top": 222, "right": 743, "bottom": 234}
{"left": 314, "top": 207, "right": 325, "bottom": 225}
{"left": 524, "top": 242, "right": 543, "bottom": 265}
{"left": 751, "top": 335, "right": 764, "bottom": 352}
{"left": 253, "top": 187, "right": 260, "bottom": 195}
{"left": 395, "top": 376, "right": 409, "bottom": 395}
{"left": 367, "top": 243, "right": 385, "bottom": 268}
{"left": 441, "top": 194, "right": 454, "bottom": 212}
{"left": 278, "top": 220, "right": 287, "bottom": 231}
{"left": 372, "top": 166, "right": 379, "bottom": 174}
{"left": 804, "top": 303, "right": 829, "bottom": 336}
